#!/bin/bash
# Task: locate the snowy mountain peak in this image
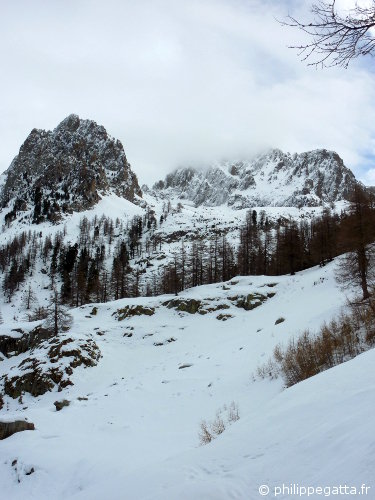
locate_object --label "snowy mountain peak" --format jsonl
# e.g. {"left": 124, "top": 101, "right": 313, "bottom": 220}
{"left": 151, "top": 148, "right": 361, "bottom": 208}
{"left": 0, "top": 115, "right": 142, "bottom": 223}
{"left": 54, "top": 113, "right": 81, "bottom": 133}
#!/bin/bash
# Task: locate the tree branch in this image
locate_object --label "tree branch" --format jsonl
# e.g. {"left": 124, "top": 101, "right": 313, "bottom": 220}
{"left": 280, "top": 0, "right": 375, "bottom": 67}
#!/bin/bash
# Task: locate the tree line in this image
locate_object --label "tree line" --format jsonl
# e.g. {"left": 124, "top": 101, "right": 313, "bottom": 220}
{"left": 2, "top": 186, "right": 375, "bottom": 310}
{"left": 156, "top": 187, "right": 375, "bottom": 301}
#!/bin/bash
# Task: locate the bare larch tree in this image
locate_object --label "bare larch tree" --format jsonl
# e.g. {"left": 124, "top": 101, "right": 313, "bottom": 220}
{"left": 336, "top": 186, "right": 375, "bottom": 300}
{"left": 44, "top": 289, "right": 73, "bottom": 336}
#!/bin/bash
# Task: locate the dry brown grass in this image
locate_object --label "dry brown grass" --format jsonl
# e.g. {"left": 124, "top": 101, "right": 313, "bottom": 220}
{"left": 199, "top": 401, "right": 240, "bottom": 445}
{"left": 257, "top": 297, "right": 375, "bottom": 387}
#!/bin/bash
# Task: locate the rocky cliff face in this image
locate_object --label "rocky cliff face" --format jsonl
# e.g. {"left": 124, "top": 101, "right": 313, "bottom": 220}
{"left": 151, "top": 149, "right": 360, "bottom": 208}
{"left": 0, "top": 114, "right": 142, "bottom": 222}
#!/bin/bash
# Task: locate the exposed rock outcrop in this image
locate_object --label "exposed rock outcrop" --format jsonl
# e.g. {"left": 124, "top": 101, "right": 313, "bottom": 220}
{"left": 0, "top": 114, "right": 142, "bottom": 223}
{"left": 1, "top": 333, "right": 101, "bottom": 400}
{"left": 0, "top": 327, "right": 53, "bottom": 358}
{"left": 114, "top": 305, "right": 155, "bottom": 320}
{"left": 0, "top": 420, "right": 35, "bottom": 440}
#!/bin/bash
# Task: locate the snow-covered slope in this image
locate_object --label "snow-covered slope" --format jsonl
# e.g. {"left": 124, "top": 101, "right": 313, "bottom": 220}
{"left": 150, "top": 149, "right": 360, "bottom": 208}
{"left": 1, "top": 261, "right": 374, "bottom": 499}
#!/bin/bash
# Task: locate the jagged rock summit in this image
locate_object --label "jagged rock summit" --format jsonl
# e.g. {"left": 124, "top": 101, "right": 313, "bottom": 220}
{"left": 0, "top": 114, "right": 142, "bottom": 223}
{"left": 151, "top": 149, "right": 360, "bottom": 208}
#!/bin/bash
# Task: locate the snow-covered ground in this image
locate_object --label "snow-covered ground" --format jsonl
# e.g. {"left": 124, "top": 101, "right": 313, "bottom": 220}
{"left": 1, "top": 260, "right": 374, "bottom": 499}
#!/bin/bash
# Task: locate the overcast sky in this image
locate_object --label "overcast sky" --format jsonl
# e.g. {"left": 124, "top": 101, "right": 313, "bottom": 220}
{"left": 1, "top": 0, "right": 375, "bottom": 186}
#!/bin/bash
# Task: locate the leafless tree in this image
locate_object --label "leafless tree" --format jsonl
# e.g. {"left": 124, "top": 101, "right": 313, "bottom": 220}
{"left": 282, "top": 1, "right": 375, "bottom": 67}
{"left": 336, "top": 186, "right": 375, "bottom": 300}
{"left": 22, "top": 285, "right": 38, "bottom": 310}
{"left": 44, "top": 289, "right": 73, "bottom": 336}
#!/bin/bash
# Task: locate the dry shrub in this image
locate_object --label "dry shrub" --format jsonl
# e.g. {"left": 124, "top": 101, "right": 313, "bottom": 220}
{"left": 227, "top": 401, "right": 240, "bottom": 423}
{"left": 199, "top": 401, "right": 240, "bottom": 445}
{"left": 211, "top": 413, "right": 226, "bottom": 436}
{"left": 258, "top": 297, "right": 375, "bottom": 388}
{"left": 27, "top": 306, "right": 48, "bottom": 321}
{"left": 199, "top": 420, "right": 213, "bottom": 445}
{"left": 256, "top": 357, "right": 279, "bottom": 380}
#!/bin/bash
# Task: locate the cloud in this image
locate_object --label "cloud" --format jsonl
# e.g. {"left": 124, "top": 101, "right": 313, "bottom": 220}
{"left": 0, "top": 0, "right": 375, "bottom": 185}
{"left": 361, "top": 168, "right": 375, "bottom": 185}
{"left": 335, "top": 0, "right": 373, "bottom": 12}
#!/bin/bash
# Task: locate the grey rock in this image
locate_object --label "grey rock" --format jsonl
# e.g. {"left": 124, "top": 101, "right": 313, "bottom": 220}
{"left": 54, "top": 399, "right": 70, "bottom": 411}
{"left": 1, "top": 114, "right": 142, "bottom": 222}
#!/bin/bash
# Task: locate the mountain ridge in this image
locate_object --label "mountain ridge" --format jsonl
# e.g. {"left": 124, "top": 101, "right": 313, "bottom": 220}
{"left": 0, "top": 116, "right": 368, "bottom": 225}
{"left": 149, "top": 148, "right": 361, "bottom": 209}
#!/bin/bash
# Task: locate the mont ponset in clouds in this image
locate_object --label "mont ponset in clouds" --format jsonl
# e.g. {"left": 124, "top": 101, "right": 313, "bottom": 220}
{"left": 150, "top": 148, "right": 359, "bottom": 209}
{"left": 0, "top": 114, "right": 365, "bottom": 225}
